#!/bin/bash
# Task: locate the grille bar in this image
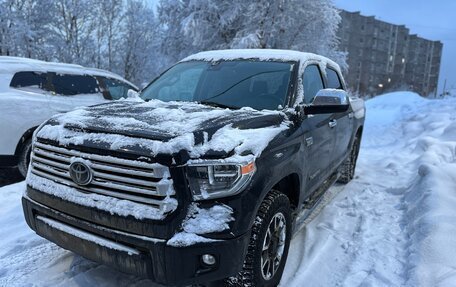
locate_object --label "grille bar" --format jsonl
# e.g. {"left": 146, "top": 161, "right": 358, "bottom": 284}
{"left": 31, "top": 168, "right": 164, "bottom": 206}
{"left": 34, "top": 142, "right": 168, "bottom": 178}
{"left": 30, "top": 142, "right": 176, "bottom": 207}
{"left": 34, "top": 148, "right": 157, "bottom": 179}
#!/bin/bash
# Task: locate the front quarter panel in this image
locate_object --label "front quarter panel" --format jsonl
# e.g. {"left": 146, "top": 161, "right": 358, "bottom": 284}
{"left": 213, "top": 123, "right": 306, "bottom": 237}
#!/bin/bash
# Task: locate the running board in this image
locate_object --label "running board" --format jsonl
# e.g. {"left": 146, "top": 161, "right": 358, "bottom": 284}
{"left": 292, "top": 172, "right": 340, "bottom": 235}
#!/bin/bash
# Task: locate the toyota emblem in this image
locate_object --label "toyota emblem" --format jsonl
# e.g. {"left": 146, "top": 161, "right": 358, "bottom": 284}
{"left": 69, "top": 161, "right": 93, "bottom": 186}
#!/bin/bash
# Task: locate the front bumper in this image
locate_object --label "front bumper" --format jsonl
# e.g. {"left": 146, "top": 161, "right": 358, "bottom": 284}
{"left": 22, "top": 195, "right": 250, "bottom": 286}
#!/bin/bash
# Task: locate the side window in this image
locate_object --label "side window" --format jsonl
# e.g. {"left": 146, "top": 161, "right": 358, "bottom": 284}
{"left": 10, "top": 71, "right": 47, "bottom": 91}
{"left": 302, "top": 65, "right": 324, "bottom": 104}
{"left": 102, "top": 78, "right": 134, "bottom": 100}
{"left": 326, "top": 68, "right": 343, "bottom": 89}
{"left": 51, "top": 74, "right": 99, "bottom": 96}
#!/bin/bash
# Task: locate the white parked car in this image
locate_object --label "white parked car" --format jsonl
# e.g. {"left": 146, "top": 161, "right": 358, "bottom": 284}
{"left": 0, "top": 56, "right": 138, "bottom": 177}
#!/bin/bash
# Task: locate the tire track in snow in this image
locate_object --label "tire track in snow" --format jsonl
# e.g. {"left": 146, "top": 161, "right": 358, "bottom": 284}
{"left": 281, "top": 147, "right": 412, "bottom": 286}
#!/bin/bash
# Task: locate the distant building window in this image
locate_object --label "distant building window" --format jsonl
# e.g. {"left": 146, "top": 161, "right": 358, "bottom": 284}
{"left": 360, "top": 38, "right": 364, "bottom": 43}
{"left": 361, "top": 25, "right": 365, "bottom": 30}
{"left": 51, "top": 74, "right": 99, "bottom": 96}
{"left": 10, "top": 71, "right": 47, "bottom": 91}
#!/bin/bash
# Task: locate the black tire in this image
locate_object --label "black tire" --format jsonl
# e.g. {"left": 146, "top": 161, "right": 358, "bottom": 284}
{"left": 17, "top": 138, "right": 32, "bottom": 178}
{"left": 226, "top": 190, "right": 292, "bottom": 287}
{"left": 338, "top": 135, "right": 360, "bottom": 184}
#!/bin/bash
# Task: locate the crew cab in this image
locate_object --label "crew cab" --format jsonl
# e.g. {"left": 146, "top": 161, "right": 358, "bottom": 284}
{"left": 0, "top": 56, "right": 138, "bottom": 177}
{"left": 22, "top": 49, "right": 365, "bottom": 286}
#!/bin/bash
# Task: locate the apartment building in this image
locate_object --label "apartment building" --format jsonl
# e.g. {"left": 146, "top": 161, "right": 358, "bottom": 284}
{"left": 338, "top": 10, "right": 443, "bottom": 97}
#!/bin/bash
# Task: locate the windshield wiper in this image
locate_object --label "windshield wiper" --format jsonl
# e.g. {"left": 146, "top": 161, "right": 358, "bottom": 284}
{"left": 199, "top": 68, "right": 290, "bottom": 103}
{"left": 198, "top": 101, "right": 239, "bottom": 110}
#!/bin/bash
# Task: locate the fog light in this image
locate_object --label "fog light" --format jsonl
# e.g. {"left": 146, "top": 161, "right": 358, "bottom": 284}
{"left": 202, "top": 254, "right": 216, "bottom": 266}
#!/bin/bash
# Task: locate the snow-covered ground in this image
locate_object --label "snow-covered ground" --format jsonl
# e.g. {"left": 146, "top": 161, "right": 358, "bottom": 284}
{"left": 1, "top": 91, "right": 455, "bottom": 286}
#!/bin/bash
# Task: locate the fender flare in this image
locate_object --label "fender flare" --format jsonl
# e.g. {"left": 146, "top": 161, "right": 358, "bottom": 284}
{"left": 14, "top": 126, "right": 38, "bottom": 156}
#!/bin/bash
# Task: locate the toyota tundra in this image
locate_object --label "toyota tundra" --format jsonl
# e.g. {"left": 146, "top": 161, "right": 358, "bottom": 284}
{"left": 22, "top": 49, "right": 365, "bottom": 286}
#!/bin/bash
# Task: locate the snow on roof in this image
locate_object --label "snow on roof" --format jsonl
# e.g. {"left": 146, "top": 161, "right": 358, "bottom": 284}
{"left": 181, "top": 49, "right": 340, "bottom": 69}
{"left": 0, "top": 56, "right": 136, "bottom": 87}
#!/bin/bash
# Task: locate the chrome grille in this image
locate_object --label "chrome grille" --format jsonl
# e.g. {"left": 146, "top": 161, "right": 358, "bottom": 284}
{"left": 30, "top": 142, "right": 175, "bottom": 209}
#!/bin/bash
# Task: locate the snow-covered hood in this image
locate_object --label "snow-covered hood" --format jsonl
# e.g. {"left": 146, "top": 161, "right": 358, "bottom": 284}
{"left": 36, "top": 99, "right": 290, "bottom": 164}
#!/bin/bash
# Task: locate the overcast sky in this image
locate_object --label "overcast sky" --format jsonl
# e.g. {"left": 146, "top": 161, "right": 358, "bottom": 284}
{"left": 334, "top": 0, "right": 456, "bottom": 93}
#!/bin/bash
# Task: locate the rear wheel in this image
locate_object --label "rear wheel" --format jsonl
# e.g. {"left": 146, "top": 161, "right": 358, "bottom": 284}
{"left": 338, "top": 135, "right": 360, "bottom": 184}
{"left": 17, "top": 138, "right": 32, "bottom": 178}
{"left": 226, "top": 190, "right": 292, "bottom": 287}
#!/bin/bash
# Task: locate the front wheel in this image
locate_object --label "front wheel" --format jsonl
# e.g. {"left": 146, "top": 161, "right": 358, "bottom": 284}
{"left": 227, "top": 190, "right": 292, "bottom": 287}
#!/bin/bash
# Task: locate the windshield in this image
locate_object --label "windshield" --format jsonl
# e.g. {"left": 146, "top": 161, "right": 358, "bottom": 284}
{"left": 140, "top": 60, "right": 294, "bottom": 110}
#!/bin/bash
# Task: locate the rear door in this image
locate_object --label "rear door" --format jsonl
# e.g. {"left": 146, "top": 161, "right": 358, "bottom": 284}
{"left": 324, "top": 67, "right": 352, "bottom": 166}
{"left": 48, "top": 73, "right": 108, "bottom": 113}
{"left": 300, "top": 64, "right": 336, "bottom": 194}
{"left": 1, "top": 71, "right": 55, "bottom": 154}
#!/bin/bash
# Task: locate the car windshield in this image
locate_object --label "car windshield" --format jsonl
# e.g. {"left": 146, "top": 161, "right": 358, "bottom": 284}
{"left": 140, "top": 60, "right": 294, "bottom": 110}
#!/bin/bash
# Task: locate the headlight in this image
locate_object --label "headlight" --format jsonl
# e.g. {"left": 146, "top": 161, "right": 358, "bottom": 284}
{"left": 186, "top": 161, "right": 256, "bottom": 200}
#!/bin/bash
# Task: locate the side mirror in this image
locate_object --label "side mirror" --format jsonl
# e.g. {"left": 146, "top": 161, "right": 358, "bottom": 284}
{"left": 304, "top": 89, "right": 349, "bottom": 115}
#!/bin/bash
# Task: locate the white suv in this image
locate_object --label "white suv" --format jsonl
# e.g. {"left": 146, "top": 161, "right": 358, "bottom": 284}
{"left": 0, "top": 56, "right": 138, "bottom": 177}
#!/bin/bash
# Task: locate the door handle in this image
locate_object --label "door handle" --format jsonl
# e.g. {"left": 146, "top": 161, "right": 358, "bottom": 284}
{"left": 328, "top": 119, "right": 337, "bottom": 128}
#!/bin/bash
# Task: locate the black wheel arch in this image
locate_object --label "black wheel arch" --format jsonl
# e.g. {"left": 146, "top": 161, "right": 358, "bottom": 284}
{"left": 14, "top": 126, "right": 38, "bottom": 156}
{"left": 246, "top": 170, "right": 302, "bottom": 234}
{"left": 350, "top": 125, "right": 363, "bottom": 148}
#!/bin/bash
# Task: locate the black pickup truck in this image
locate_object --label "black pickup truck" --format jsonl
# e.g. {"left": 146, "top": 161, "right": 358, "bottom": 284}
{"left": 22, "top": 49, "right": 365, "bottom": 287}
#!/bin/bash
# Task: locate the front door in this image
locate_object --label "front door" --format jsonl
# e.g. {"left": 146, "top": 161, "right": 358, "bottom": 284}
{"left": 300, "top": 64, "right": 336, "bottom": 196}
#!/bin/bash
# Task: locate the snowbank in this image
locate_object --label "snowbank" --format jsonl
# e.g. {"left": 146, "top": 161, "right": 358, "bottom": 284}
{"left": 363, "top": 92, "right": 456, "bottom": 286}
